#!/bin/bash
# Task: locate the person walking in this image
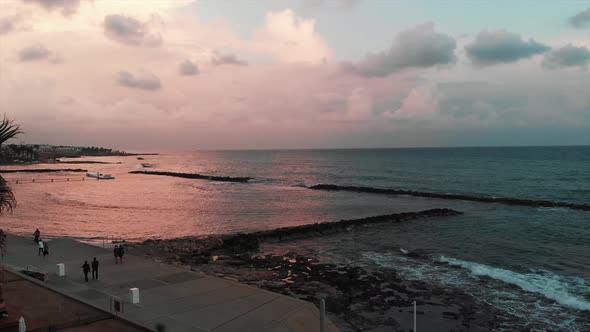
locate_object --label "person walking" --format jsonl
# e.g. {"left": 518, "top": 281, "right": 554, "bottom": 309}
{"left": 91, "top": 257, "right": 99, "bottom": 280}
{"left": 37, "top": 240, "right": 44, "bottom": 256}
{"left": 119, "top": 245, "right": 125, "bottom": 264}
{"left": 82, "top": 261, "right": 90, "bottom": 282}
{"left": 33, "top": 229, "right": 40, "bottom": 243}
{"left": 114, "top": 245, "right": 119, "bottom": 264}
{"left": 42, "top": 242, "right": 49, "bottom": 259}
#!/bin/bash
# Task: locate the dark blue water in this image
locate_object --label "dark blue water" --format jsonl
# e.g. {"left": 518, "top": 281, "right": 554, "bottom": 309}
{"left": 209, "top": 146, "right": 590, "bottom": 204}
{"left": 5, "top": 146, "right": 590, "bottom": 330}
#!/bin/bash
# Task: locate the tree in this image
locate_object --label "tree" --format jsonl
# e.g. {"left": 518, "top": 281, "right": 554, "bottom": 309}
{"left": 0, "top": 176, "right": 15, "bottom": 215}
{"left": 0, "top": 116, "right": 20, "bottom": 302}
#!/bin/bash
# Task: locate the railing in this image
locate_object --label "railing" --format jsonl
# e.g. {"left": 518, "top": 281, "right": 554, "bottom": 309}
{"left": 102, "top": 236, "right": 126, "bottom": 248}
{"left": 11, "top": 177, "right": 87, "bottom": 184}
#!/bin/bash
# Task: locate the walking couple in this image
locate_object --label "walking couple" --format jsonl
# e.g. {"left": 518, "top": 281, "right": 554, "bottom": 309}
{"left": 114, "top": 245, "right": 125, "bottom": 264}
{"left": 82, "top": 258, "right": 99, "bottom": 282}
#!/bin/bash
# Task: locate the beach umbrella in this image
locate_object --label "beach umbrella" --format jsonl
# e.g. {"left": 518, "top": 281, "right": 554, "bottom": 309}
{"left": 18, "top": 316, "right": 26, "bottom": 332}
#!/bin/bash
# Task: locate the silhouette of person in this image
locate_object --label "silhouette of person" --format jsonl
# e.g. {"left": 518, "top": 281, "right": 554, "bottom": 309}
{"left": 114, "top": 245, "right": 119, "bottom": 264}
{"left": 119, "top": 245, "right": 125, "bottom": 263}
{"left": 82, "top": 261, "right": 90, "bottom": 282}
{"left": 91, "top": 257, "right": 99, "bottom": 280}
{"left": 33, "top": 229, "right": 40, "bottom": 243}
{"left": 38, "top": 240, "right": 44, "bottom": 256}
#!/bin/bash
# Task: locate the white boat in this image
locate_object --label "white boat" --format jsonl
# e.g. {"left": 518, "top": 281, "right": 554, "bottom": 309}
{"left": 141, "top": 163, "right": 153, "bottom": 168}
{"left": 86, "top": 172, "right": 115, "bottom": 180}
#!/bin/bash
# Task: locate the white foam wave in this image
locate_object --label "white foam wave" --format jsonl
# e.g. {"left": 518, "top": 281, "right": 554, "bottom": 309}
{"left": 439, "top": 256, "right": 590, "bottom": 311}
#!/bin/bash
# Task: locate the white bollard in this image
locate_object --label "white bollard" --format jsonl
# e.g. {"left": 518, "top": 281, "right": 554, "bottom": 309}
{"left": 320, "top": 298, "right": 326, "bottom": 332}
{"left": 56, "top": 263, "right": 65, "bottom": 277}
{"left": 129, "top": 288, "right": 140, "bottom": 304}
{"left": 18, "top": 316, "right": 26, "bottom": 332}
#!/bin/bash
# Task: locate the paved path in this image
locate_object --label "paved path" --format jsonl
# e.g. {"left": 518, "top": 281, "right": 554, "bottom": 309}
{"left": 3, "top": 235, "right": 339, "bottom": 332}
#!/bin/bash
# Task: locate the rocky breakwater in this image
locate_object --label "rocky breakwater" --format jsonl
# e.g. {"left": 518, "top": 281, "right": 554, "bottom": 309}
{"left": 129, "top": 170, "right": 251, "bottom": 183}
{"left": 309, "top": 184, "right": 590, "bottom": 211}
{"left": 130, "top": 208, "right": 462, "bottom": 266}
{"left": 249, "top": 208, "right": 462, "bottom": 243}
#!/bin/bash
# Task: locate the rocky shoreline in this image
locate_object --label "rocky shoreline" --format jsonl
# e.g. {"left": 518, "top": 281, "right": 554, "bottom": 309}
{"left": 130, "top": 240, "right": 516, "bottom": 331}
{"left": 309, "top": 184, "right": 590, "bottom": 211}
{"left": 128, "top": 170, "right": 251, "bottom": 183}
{"left": 127, "top": 209, "right": 530, "bottom": 331}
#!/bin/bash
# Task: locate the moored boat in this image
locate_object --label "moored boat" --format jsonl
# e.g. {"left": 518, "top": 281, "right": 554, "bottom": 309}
{"left": 86, "top": 172, "right": 115, "bottom": 179}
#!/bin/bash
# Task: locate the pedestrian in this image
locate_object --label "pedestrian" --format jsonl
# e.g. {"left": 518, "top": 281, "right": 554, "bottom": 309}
{"left": 33, "top": 229, "right": 40, "bottom": 243}
{"left": 82, "top": 261, "right": 90, "bottom": 282}
{"left": 91, "top": 257, "right": 99, "bottom": 280}
{"left": 119, "top": 245, "right": 125, "bottom": 263}
{"left": 114, "top": 245, "right": 119, "bottom": 264}
{"left": 38, "top": 239, "right": 44, "bottom": 256}
{"left": 43, "top": 242, "right": 49, "bottom": 258}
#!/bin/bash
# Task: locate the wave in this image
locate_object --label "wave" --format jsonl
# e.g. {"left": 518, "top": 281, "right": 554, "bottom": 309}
{"left": 439, "top": 256, "right": 590, "bottom": 312}
{"left": 363, "top": 252, "right": 589, "bottom": 330}
{"left": 308, "top": 184, "right": 590, "bottom": 211}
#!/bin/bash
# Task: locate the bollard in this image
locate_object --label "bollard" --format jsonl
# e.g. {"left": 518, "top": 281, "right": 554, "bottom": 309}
{"left": 413, "top": 300, "right": 417, "bottom": 332}
{"left": 320, "top": 298, "right": 326, "bottom": 332}
{"left": 56, "top": 263, "right": 65, "bottom": 276}
{"left": 130, "top": 288, "right": 140, "bottom": 304}
{"left": 18, "top": 317, "right": 26, "bottom": 332}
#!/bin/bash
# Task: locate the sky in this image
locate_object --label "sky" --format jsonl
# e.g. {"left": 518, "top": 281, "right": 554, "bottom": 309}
{"left": 1, "top": 0, "right": 589, "bottom": 150}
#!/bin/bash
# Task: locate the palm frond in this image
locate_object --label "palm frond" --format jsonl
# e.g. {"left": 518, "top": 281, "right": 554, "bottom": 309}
{"left": 0, "top": 175, "right": 15, "bottom": 214}
{"left": 0, "top": 116, "right": 23, "bottom": 145}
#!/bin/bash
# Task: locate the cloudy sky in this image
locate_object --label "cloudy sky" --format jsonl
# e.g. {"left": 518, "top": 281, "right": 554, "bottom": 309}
{"left": 1, "top": 0, "right": 589, "bottom": 149}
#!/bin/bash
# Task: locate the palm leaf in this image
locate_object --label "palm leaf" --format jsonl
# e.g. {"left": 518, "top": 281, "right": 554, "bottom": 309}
{"left": 0, "top": 116, "right": 23, "bottom": 145}
{"left": 0, "top": 175, "right": 15, "bottom": 213}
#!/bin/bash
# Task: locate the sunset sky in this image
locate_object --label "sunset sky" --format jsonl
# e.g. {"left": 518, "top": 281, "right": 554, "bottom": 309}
{"left": 1, "top": 0, "right": 589, "bottom": 149}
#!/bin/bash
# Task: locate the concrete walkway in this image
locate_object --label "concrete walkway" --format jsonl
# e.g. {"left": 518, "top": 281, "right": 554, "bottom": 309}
{"left": 3, "top": 235, "right": 339, "bottom": 332}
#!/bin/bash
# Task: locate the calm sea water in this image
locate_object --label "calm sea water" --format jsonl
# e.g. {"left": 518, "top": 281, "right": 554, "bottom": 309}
{"left": 2, "top": 146, "right": 589, "bottom": 330}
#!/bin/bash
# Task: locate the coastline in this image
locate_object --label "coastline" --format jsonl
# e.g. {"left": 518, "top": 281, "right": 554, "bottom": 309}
{"left": 127, "top": 236, "right": 511, "bottom": 331}
{"left": 119, "top": 208, "right": 512, "bottom": 332}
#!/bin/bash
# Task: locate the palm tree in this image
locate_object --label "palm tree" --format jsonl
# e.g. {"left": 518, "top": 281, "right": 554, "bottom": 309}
{"left": 0, "top": 116, "right": 21, "bottom": 301}
{"left": 0, "top": 176, "right": 15, "bottom": 215}
{"left": 0, "top": 116, "right": 20, "bottom": 211}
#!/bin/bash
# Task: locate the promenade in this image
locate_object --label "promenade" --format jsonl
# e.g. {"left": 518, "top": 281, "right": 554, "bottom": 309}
{"left": 2, "top": 235, "right": 339, "bottom": 332}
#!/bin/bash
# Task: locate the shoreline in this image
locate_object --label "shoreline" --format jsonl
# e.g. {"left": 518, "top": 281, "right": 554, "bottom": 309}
{"left": 127, "top": 237, "right": 512, "bottom": 331}
{"left": 117, "top": 208, "right": 508, "bottom": 331}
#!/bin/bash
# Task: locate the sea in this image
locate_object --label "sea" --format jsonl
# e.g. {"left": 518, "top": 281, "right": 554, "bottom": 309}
{"left": 2, "top": 146, "right": 589, "bottom": 331}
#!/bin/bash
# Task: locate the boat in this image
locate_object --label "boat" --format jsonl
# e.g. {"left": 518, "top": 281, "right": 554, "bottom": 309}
{"left": 141, "top": 163, "right": 153, "bottom": 168}
{"left": 86, "top": 172, "right": 115, "bottom": 180}
{"left": 137, "top": 157, "right": 144, "bottom": 160}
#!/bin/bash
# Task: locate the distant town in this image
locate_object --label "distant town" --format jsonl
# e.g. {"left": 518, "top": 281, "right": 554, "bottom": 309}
{"left": 0, "top": 144, "right": 155, "bottom": 164}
